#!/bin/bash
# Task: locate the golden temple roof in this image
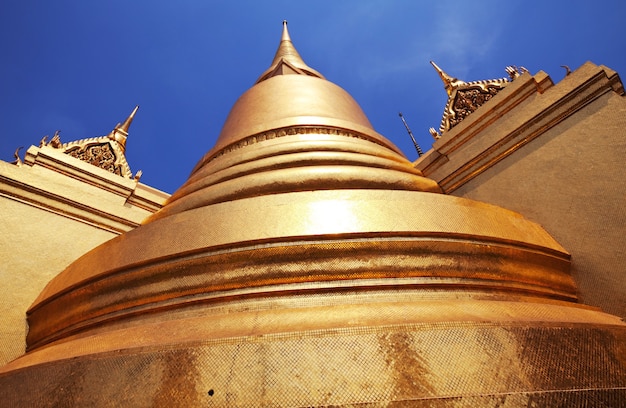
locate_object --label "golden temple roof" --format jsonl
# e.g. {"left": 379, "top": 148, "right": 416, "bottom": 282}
{"left": 37, "top": 107, "right": 139, "bottom": 179}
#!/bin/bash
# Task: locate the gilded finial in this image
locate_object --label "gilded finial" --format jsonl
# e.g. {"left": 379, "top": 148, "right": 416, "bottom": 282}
{"left": 118, "top": 105, "right": 139, "bottom": 134}
{"left": 270, "top": 20, "right": 303, "bottom": 69}
{"left": 282, "top": 20, "right": 290, "bottom": 41}
{"left": 108, "top": 105, "right": 139, "bottom": 153}
{"left": 255, "top": 21, "right": 324, "bottom": 83}
{"left": 430, "top": 61, "right": 465, "bottom": 96}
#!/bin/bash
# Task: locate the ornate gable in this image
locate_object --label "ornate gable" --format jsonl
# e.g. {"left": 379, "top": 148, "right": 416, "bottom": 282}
{"left": 61, "top": 137, "right": 131, "bottom": 178}
{"left": 38, "top": 106, "right": 138, "bottom": 179}
{"left": 429, "top": 62, "right": 527, "bottom": 139}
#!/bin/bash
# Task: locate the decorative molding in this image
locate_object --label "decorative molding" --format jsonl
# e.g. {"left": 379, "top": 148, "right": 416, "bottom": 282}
{"left": 1, "top": 146, "right": 168, "bottom": 231}
{"left": 0, "top": 173, "right": 139, "bottom": 234}
{"left": 208, "top": 126, "right": 391, "bottom": 163}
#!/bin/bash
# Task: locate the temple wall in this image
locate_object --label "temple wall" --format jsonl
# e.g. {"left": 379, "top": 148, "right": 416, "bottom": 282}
{"left": 0, "top": 151, "right": 168, "bottom": 366}
{"left": 418, "top": 62, "right": 626, "bottom": 319}
{"left": 451, "top": 90, "right": 626, "bottom": 318}
{"left": 0, "top": 196, "right": 116, "bottom": 365}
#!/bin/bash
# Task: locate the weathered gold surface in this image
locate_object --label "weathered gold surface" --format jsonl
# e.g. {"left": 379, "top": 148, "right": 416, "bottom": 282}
{"left": 2, "top": 23, "right": 625, "bottom": 407}
{"left": 2, "top": 306, "right": 626, "bottom": 406}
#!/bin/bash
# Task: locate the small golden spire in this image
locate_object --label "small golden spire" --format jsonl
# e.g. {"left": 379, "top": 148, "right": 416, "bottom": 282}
{"left": 108, "top": 105, "right": 138, "bottom": 153}
{"left": 256, "top": 21, "right": 324, "bottom": 83}
{"left": 117, "top": 105, "right": 139, "bottom": 134}
{"left": 430, "top": 61, "right": 465, "bottom": 96}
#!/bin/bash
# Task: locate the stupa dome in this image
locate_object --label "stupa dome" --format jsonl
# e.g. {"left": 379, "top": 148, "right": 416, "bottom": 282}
{"left": 211, "top": 75, "right": 385, "bottom": 156}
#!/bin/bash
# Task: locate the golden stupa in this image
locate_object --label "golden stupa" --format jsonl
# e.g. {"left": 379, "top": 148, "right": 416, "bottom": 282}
{"left": 1, "top": 22, "right": 625, "bottom": 406}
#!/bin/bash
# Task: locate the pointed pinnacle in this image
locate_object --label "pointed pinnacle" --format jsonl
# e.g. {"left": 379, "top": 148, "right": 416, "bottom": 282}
{"left": 430, "top": 61, "right": 464, "bottom": 95}
{"left": 117, "top": 105, "right": 139, "bottom": 134}
{"left": 270, "top": 20, "right": 304, "bottom": 67}
{"left": 281, "top": 20, "right": 291, "bottom": 42}
{"left": 108, "top": 105, "right": 138, "bottom": 153}
{"left": 256, "top": 21, "right": 324, "bottom": 83}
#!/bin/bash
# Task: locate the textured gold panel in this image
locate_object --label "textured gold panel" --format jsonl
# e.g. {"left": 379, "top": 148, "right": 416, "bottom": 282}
{"left": 2, "top": 323, "right": 625, "bottom": 406}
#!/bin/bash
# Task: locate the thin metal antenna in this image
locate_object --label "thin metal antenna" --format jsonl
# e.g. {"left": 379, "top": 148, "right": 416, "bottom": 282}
{"left": 398, "top": 112, "right": 423, "bottom": 157}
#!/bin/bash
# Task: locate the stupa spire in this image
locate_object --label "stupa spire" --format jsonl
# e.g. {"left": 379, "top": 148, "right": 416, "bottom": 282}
{"left": 256, "top": 20, "right": 324, "bottom": 83}
{"left": 430, "top": 60, "right": 465, "bottom": 95}
{"left": 281, "top": 20, "right": 291, "bottom": 42}
{"left": 271, "top": 20, "right": 301, "bottom": 65}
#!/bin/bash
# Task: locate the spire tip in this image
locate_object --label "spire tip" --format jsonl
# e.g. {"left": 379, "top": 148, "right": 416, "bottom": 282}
{"left": 281, "top": 20, "right": 290, "bottom": 41}
{"left": 118, "top": 105, "right": 139, "bottom": 133}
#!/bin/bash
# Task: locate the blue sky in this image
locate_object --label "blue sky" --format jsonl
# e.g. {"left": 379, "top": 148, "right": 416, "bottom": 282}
{"left": 1, "top": 1, "right": 625, "bottom": 194}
